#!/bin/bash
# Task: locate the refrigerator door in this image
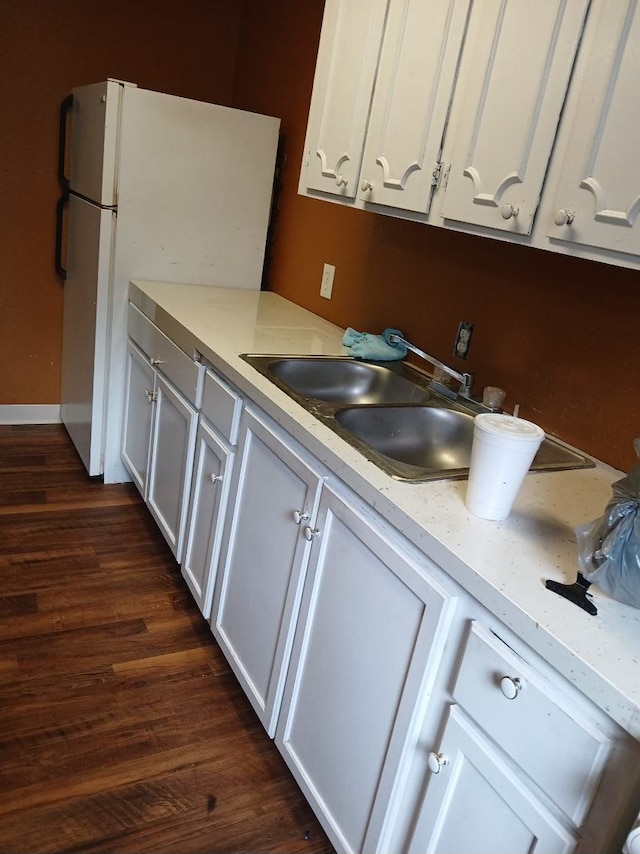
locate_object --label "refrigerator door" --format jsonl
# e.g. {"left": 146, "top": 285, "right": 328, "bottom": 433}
{"left": 60, "top": 195, "right": 116, "bottom": 475}
{"left": 68, "top": 80, "right": 128, "bottom": 205}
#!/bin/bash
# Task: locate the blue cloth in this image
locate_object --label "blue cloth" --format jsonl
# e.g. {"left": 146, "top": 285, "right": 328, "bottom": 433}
{"left": 342, "top": 327, "right": 407, "bottom": 361}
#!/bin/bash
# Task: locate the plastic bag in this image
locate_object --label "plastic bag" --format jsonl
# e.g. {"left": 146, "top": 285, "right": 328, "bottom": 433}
{"left": 575, "top": 459, "right": 640, "bottom": 608}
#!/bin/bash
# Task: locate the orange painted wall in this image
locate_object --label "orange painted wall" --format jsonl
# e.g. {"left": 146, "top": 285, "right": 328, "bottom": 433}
{"left": 0, "top": 0, "right": 242, "bottom": 406}
{"left": 2, "top": 0, "right": 639, "bottom": 473}
{"left": 233, "top": 0, "right": 640, "bottom": 472}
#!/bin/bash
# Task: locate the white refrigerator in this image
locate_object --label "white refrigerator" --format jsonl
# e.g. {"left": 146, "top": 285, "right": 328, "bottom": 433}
{"left": 56, "top": 79, "right": 280, "bottom": 483}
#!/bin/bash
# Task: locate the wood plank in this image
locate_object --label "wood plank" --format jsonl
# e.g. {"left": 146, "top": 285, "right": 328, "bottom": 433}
{"left": 0, "top": 425, "right": 334, "bottom": 853}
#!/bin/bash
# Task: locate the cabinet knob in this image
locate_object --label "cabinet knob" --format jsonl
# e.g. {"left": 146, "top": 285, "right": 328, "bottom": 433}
{"left": 303, "top": 526, "right": 320, "bottom": 541}
{"left": 293, "top": 510, "right": 309, "bottom": 525}
{"left": 361, "top": 180, "right": 373, "bottom": 192}
{"left": 149, "top": 357, "right": 164, "bottom": 367}
{"left": 210, "top": 474, "right": 223, "bottom": 484}
{"left": 500, "top": 676, "right": 524, "bottom": 700}
{"left": 428, "top": 752, "right": 449, "bottom": 774}
{"left": 335, "top": 174, "right": 348, "bottom": 188}
{"left": 554, "top": 208, "right": 575, "bottom": 227}
{"left": 501, "top": 203, "right": 519, "bottom": 220}
{"left": 623, "top": 821, "right": 640, "bottom": 854}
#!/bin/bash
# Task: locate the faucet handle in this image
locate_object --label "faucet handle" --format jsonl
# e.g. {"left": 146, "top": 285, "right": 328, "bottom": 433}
{"left": 459, "top": 372, "right": 474, "bottom": 398}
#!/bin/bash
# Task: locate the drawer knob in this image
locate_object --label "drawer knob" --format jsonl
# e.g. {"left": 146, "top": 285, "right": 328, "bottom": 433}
{"left": 304, "top": 526, "right": 320, "bottom": 541}
{"left": 210, "top": 474, "right": 223, "bottom": 484}
{"left": 292, "top": 510, "right": 309, "bottom": 525}
{"left": 500, "top": 676, "right": 523, "bottom": 700}
{"left": 428, "top": 752, "right": 449, "bottom": 774}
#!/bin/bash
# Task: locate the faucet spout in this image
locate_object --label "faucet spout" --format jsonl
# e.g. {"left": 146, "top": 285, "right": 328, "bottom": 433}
{"left": 388, "top": 334, "right": 474, "bottom": 398}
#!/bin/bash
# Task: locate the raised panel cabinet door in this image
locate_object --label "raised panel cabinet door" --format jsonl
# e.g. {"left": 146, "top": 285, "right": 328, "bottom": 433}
{"left": 359, "top": 0, "right": 471, "bottom": 212}
{"left": 212, "top": 406, "right": 324, "bottom": 737}
{"left": 181, "top": 419, "right": 234, "bottom": 619}
{"left": 547, "top": 0, "right": 640, "bottom": 255}
{"left": 146, "top": 372, "right": 198, "bottom": 563}
{"left": 300, "top": 0, "right": 389, "bottom": 199}
{"left": 408, "top": 706, "right": 577, "bottom": 854}
{"left": 121, "top": 339, "right": 155, "bottom": 497}
{"left": 276, "top": 482, "right": 457, "bottom": 854}
{"left": 440, "top": 0, "right": 589, "bottom": 234}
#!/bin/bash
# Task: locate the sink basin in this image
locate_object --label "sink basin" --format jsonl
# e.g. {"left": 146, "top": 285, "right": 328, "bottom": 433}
{"left": 241, "top": 353, "right": 595, "bottom": 482}
{"left": 255, "top": 356, "right": 431, "bottom": 405}
{"left": 336, "top": 405, "right": 474, "bottom": 472}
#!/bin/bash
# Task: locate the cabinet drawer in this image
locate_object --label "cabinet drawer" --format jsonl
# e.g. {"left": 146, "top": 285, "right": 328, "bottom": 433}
{"left": 452, "top": 622, "right": 610, "bottom": 824}
{"left": 128, "top": 303, "right": 203, "bottom": 406}
{"left": 200, "top": 369, "right": 242, "bottom": 445}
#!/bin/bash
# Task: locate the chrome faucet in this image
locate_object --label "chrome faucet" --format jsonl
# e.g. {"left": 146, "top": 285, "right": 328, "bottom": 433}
{"left": 388, "top": 333, "right": 474, "bottom": 398}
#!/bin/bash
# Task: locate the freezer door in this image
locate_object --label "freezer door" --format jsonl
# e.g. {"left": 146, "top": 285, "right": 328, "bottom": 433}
{"left": 60, "top": 195, "right": 115, "bottom": 475}
{"left": 68, "top": 80, "right": 124, "bottom": 205}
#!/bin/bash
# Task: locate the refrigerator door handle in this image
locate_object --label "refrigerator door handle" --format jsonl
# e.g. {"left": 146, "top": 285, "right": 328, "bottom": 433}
{"left": 58, "top": 94, "right": 73, "bottom": 190}
{"left": 55, "top": 192, "right": 69, "bottom": 280}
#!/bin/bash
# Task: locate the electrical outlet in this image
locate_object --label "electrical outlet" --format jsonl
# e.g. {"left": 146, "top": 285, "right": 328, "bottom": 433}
{"left": 320, "top": 263, "right": 335, "bottom": 299}
{"left": 453, "top": 321, "right": 474, "bottom": 359}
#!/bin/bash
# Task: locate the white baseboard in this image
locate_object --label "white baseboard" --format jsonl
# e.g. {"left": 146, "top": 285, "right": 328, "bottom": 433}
{"left": 0, "top": 405, "right": 62, "bottom": 424}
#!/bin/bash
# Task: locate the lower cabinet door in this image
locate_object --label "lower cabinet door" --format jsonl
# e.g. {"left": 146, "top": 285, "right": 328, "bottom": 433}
{"left": 211, "top": 405, "right": 324, "bottom": 737}
{"left": 181, "top": 419, "right": 234, "bottom": 618}
{"left": 121, "top": 340, "right": 155, "bottom": 496}
{"left": 275, "top": 482, "right": 457, "bottom": 854}
{"left": 146, "top": 372, "right": 198, "bottom": 562}
{"left": 408, "top": 705, "right": 577, "bottom": 854}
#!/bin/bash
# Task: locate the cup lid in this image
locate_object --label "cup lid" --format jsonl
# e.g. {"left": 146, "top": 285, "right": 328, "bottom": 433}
{"left": 475, "top": 413, "right": 544, "bottom": 441}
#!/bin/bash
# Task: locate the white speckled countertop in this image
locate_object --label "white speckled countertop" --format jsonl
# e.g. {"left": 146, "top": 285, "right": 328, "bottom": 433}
{"left": 130, "top": 279, "right": 640, "bottom": 739}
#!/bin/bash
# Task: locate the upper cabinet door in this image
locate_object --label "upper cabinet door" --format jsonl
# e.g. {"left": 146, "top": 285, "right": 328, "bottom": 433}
{"left": 547, "top": 0, "right": 640, "bottom": 254}
{"left": 440, "top": 0, "right": 590, "bottom": 234}
{"left": 359, "top": 0, "right": 471, "bottom": 213}
{"left": 300, "top": 0, "right": 389, "bottom": 199}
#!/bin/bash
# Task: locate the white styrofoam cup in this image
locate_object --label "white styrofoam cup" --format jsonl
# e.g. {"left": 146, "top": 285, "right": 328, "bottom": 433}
{"left": 466, "top": 414, "right": 545, "bottom": 521}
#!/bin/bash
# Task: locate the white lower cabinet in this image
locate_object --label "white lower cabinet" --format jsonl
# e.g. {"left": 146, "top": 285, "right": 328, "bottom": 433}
{"left": 181, "top": 419, "right": 234, "bottom": 617}
{"left": 181, "top": 366, "right": 242, "bottom": 619}
{"left": 211, "top": 404, "right": 325, "bottom": 737}
{"left": 275, "top": 481, "right": 458, "bottom": 854}
{"left": 121, "top": 304, "right": 203, "bottom": 562}
{"left": 122, "top": 339, "right": 155, "bottom": 495}
{"left": 145, "top": 372, "right": 198, "bottom": 562}
{"left": 402, "top": 619, "right": 640, "bottom": 854}
{"left": 409, "top": 704, "right": 577, "bottom": 854}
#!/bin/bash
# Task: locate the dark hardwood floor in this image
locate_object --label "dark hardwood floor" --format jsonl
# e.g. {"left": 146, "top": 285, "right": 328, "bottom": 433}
{"left": 0, "top": 424, "right": 334, "bottom": 854}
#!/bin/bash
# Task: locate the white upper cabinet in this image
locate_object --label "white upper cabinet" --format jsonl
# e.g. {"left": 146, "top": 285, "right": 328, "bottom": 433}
{"left": 358, "top": 0, "right": 471, "bottom": 213}
{"left": 300, "top": 0, "right": 389, "bottom": 198}
{"left": 546, "top": 0, "right": 640, "bottom": 254}
{"left": 439, "top": 0, "right": 590, "bottom": 234}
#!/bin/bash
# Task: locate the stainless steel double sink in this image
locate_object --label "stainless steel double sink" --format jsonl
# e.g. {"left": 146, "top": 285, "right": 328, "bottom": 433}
{"left": 241, "top": 354, "right": 594, "bottom": 482}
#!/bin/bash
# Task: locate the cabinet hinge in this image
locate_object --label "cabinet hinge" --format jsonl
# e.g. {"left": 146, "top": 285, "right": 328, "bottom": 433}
{"left": 144, "top": 388, "right": 157, "bottom": 403}
{"left": 431, "top": 162, "right": 452, "bottom": 191}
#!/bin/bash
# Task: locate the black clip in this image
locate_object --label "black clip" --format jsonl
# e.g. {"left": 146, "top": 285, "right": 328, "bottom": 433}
{"left": 545, "top": 572, "right": 597, "bottom": 616}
